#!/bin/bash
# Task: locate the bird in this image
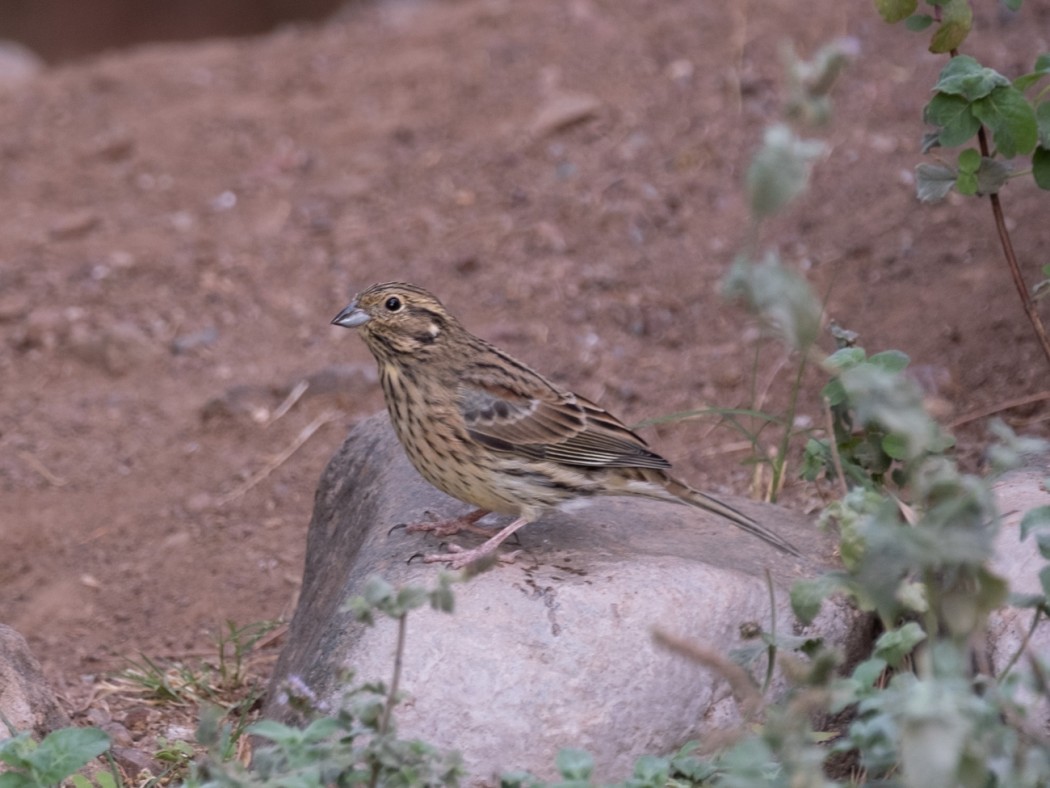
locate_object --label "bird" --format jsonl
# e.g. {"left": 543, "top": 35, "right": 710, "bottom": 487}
{"left": 331, "top": 282, "right": 802, "bottom": 568}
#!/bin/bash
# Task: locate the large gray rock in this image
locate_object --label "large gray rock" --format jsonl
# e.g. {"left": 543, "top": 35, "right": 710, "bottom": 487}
{"left": 265, "top": 413, "right": 858, "bottom": 783}
{"left": 0, "top": 624, "right": 70, "bottom": 739}
{"left": 985, "top": 460, "right": 1050, "bottom": 736}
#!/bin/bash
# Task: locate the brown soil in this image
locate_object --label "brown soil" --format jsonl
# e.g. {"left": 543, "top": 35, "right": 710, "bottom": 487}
{"left": 1, "top": 0, "right": 1048, "bottom": 774}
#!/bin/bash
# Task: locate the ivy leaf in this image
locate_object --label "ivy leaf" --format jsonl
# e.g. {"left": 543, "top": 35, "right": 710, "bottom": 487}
{"left": 925, "top": 93, "right": 980, "bottom": 147}
{"left": 971, "top": 86, "right": 1038, "bottom": 158}
{"left": 874, "top": 0, "right": 918, "bottom": 23}
{"left": 916, "top": 162, "right": 957, "bottom": 203}
{"left": 929, "top": 0, "right": 973, "bottom": 53}
{"left": 934, "top": 56, "right": 1009, "bottom": 101}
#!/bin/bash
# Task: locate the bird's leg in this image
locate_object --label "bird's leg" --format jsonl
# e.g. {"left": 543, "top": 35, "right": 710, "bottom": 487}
{"left": 401, "top": 507, "right": 492, "bottom": 538}
{"left": 422, "top": 516, "right": 531, "bottom": 569}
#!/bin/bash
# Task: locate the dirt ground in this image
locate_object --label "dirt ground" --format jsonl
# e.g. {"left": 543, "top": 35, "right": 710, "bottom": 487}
{"left": 2, "top": 0, "right": 1048, "bottom": 770}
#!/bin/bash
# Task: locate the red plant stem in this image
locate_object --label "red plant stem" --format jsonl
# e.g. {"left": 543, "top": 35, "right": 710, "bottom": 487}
{"left": 975, "top": 125, "right": 1050, "bottom": 365}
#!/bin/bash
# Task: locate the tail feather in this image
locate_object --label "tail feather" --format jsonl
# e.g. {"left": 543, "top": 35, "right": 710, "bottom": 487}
{"left": 660, "top": 475, "right": 803, "bottom": 558}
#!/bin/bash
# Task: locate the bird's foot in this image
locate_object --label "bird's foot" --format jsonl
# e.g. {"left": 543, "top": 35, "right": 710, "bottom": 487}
{"left": 419, "top": 515, "right": 531, "bottom": 570}
{"left": 420, "top": 542, "right": 522, "bottom": 570}
{"left": 394, "top": 508, "right": 492, "bottom": 538}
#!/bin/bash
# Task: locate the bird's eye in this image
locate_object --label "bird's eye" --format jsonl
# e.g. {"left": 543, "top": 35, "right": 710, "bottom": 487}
{"left": 384, "top": 296, "right": 402, "bottom": 312}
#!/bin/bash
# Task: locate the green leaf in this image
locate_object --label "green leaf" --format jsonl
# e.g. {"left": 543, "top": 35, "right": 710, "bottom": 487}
{"left": 915, "top": 162, "right": 957, "bottom": 202}
{"left": 924, "top": 93, "right": 980, "bottom": 147}
{"left": 0, "top": 773, "right": 35, "bottom": 788}
{"left": 1009, "top": 592, "right": 1047, "bottom": 609}
{"left": 1014, "top": 54, "right": 1050, "bottom": 92}
{"left": 874, "top": 622, "right": 926, "bottom": 668}
{"left": 955, "top": 170, "right": 978, "bottom": 196}
{"left": 631, "top": 754, "right": 671, "bottom": 784}
{"left": 0, "top": 733, "right": 35, "bottom": 768}
{"left": 905, "top": 13, "right": 934, "bottom": 31}
{"left": 822, "top": 378, "right": 847, "bottom": 407}
{"left": 24, "top": 728, "right": 109, "bottom": 785}
{"left": 1034, "top": 146, "right": 1050, "bottom": 190}
{"left": 1041, "top": 565, "right": 1050, "bottom": 598}
{"left": 791, "top": 576, "right": 832, "bottom": 624}
{"left": 1003, "top": 0, "right": 1022, "bottom": 10}
{"left": 881, "top": 432, "right": 910, "bottom": 460}
{"left": 556, "top": 749, "right": 594, "bottom": 780}
{"left": 934, "top": 56, "right": 1009, "bottom": 101}
{"left": 825, "top": 346, "right": 868, "bottom": 372}
{"left": 852, "top": 657, "right": 888, "bottom": 688}
{"left": 1020, "top": 505, "right": 1050, "bottom": 557}
{"left": 746, "top": 124, "right": 826, "bottom": 219}
{"left": 867, "top": 349, "right": 910, "bottom": 373}
{"left": 929, "top": 0, "right": 973, "bottom": 53}
{"left": 1036, "top": 101, "right": 1050, "bottom": 148}
{"left": 1020, "top": 506, "right": 1050, "bottom": 539}
{"left": 971, "top": 85, "right": 1038, "bottom": 158}
{"left": 957, "top": 147, "right": 980, "bottom": 172}
{"left": 722, "top": 252, "right": 822, "bottom": 351}
{"left": 874, "top": 0, "right": 918, "bottom": 23}
{"left": 395, "top": 585, "right": 429, "bottom": 612}
{"left": 975, "top": 157, "right": 1012, "bottom": 194}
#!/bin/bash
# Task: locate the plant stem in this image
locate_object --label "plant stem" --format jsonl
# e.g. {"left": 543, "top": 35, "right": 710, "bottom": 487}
{"left": 380, "top": 614, "right": 407, "bottom": 736}
{"left": 997, "top": 606, "right": 1042, "bottom": 683}
{"left": 975, "top": 114, "right": 1050, "bottom": 365}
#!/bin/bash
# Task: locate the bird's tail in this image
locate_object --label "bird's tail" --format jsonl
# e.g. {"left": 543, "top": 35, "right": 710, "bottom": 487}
{"left": 661, "top": 475, "right": 803, "bottom": 558}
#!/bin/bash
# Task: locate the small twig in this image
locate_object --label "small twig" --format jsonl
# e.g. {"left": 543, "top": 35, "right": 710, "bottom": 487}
{"left": 17, "top": 450, "right": 68, "bottom": 487}
{"left": 976, "top": 125, "right": 1050, "bottom": 365}
{"left": 380, "top": 614, "right": 407, "bottom": 736}
{"left": 949, "top": 390, "right": 1050, "bottom": 428}
{"left": 270, "top": 380, "right": 309, "bottom": 425}
{"left": 652, "top": 628, "right": 763, "bottom": 719}
{"left": 997, "top": 607, "right": 1042, "bottom": 684}
{"left": 252, "top": 622, "right": 289, "bottom": 652}
{"left": 823, "top": 399, "right": 849, "bottom": 498}
{"left": 696, "top": 439, "right": 758, "bottom": 457}
{"left": 762, "top": 568, "right": 777, "bottom": 694}
{"left": 217, "top": 411, "right": 337, "bottom": 506}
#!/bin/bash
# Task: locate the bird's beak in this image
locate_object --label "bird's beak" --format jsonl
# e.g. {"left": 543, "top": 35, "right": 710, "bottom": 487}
{"left": 331, "top": 301, "right": 371, "bottom": 328}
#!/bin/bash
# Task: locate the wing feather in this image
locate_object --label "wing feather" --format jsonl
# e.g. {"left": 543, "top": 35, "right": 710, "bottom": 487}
{"left": 457, "top": 352, "right": 670, "bottom": 470}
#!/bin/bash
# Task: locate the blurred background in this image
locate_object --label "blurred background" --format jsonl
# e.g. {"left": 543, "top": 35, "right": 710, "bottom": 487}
{"left": 1, "top": 0, "right": 344, "bottom": 63}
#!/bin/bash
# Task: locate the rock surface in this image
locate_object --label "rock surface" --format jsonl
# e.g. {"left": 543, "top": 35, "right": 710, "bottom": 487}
{"left": 985, "top": 459, "right": 1050, "bottom": 734}
{"left": 0, "top": 624, "right": 70, "bottom": 739}
{"left": 265, "top": 413, "right": 860, "bottom": 783}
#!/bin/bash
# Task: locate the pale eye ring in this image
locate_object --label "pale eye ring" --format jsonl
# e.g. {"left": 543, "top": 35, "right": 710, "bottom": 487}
{"left": 384, "top": 296, "right": 402, "bottom": 312}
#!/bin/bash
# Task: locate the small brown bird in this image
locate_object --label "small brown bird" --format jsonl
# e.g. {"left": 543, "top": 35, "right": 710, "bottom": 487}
{"left": 332, "top": 282, "right": 801, "bottom": 568}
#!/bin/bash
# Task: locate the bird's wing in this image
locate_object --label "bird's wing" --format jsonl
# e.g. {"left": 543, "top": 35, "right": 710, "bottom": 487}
{"left": 457, "top": 356, "right": 670, "bottom": 470}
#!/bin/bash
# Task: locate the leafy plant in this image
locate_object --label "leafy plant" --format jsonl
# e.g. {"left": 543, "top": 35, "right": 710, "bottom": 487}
{"left": 875, "top": 0, "right": 1050, "bottom": 365}
{"left": 184, "top": 573, "right": 462, "bottom": 788}
{"left": 0, "top": 726, "right": 111, "bottom": 788}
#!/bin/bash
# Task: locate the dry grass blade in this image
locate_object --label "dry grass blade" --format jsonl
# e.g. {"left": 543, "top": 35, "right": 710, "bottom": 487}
{"left": 217, "top": 410, "right": 338, "bottom": 506}
{"left": 652, "top": 627, "right": 764, "bottom": 719}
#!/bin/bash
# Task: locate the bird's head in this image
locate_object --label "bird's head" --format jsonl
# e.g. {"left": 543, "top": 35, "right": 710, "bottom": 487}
{"left": 331, "top": 282, "right": 456, "bottom": 358}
